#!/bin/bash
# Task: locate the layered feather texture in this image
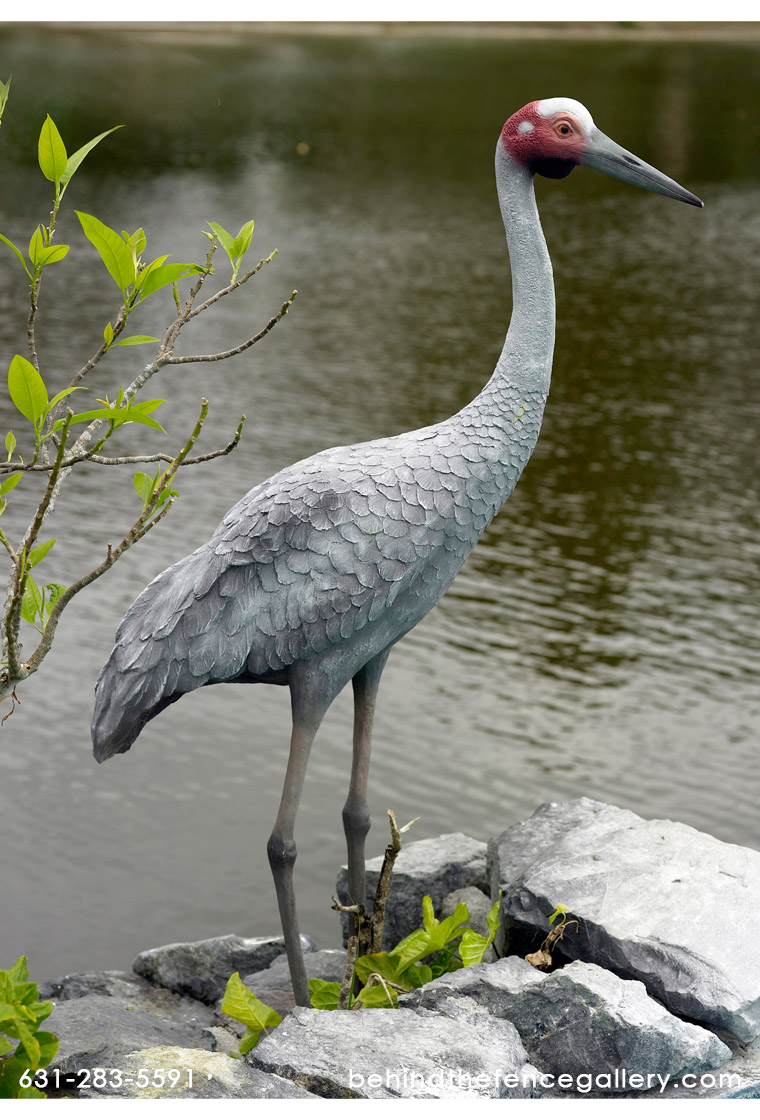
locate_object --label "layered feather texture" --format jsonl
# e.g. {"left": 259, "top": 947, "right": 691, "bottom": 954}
{"left": 91, "top": 387, "right": 545, "bottom": 762}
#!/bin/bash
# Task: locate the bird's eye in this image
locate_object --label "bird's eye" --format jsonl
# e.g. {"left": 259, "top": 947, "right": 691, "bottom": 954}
{"left": 558, "top": 123, "right": 571, "bottom": 136}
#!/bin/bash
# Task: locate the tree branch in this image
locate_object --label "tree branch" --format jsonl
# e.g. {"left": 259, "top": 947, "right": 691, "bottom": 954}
{"left": 21, "top": 399, "right": 211, "bottom": 679}
{"left": 165, "top": 291, "right": 297, "bottom": 366}
{"left": 186, "top": 249, "right": 278, "bottom": 323}
{"left": 1, "top": 414, "right": 246, "bottom": 473}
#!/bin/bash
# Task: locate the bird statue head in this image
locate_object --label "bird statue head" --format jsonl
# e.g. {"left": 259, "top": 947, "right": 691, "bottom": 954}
{"left": 502, "top": 96, "right": 703, "bottom": 207}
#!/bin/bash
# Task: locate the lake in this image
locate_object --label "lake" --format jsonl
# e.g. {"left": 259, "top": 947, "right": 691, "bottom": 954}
{"left": 1, "top": 25, "right": 758, "bottom": 977}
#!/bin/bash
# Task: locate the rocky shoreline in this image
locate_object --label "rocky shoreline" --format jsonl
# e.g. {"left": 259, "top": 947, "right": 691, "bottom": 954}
{"left": 38, "top": 798, "right": 760, "bottom": 1099}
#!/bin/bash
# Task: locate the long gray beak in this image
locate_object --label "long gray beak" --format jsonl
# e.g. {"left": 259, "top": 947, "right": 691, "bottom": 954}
{"left": 580, "top": 128, "right": 703, "bottom": 208}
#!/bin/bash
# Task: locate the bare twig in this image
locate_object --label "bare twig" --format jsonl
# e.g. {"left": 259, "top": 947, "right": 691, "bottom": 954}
{"left": 20, "top": 400, "right": 210, "bottom": 679}
{"left": 337, "top": 935, "right": 358, "bottom": 1011}
{"left": 1, "top": 414, "right": 246, "bottom": 473}
{"left": 0, "top": 528, "right": 19, "bottom": 564}
{"left": 368, "top": 811, "right": 419, "bottom": 955}
{"left": 186, "top": 250, "right": 278, "bottom": 323}
{"left": 3, "top": 414, "right": 73, "bottom": 680}
{"left": 27, "top": 276, "right": 40, "bottom": 370}
{"left": 165, "top": 291, "right": 297, "bottom": 367}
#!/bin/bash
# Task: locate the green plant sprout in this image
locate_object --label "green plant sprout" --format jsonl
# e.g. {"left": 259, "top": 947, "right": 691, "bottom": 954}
{"left": 0, "top": 957, "right": 59, "bottom": 1099}
{"left": 221, "top": 893, "right": 501, "bottom": 1052}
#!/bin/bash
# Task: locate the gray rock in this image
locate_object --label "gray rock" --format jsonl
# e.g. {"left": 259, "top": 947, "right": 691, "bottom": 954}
{"left": 337, "top": 832, "right": 488, "bottom": 949}
{"left": 487, "top": 798, "right": 624, "bottom": 955}
{"left": 442, "top": 886, "right": 497, "bottom": 962}
{"left": 490, "top": 799, "right": 760, "bottom": 1042}
{"left": 659, "top": 1034, "right": 760, "bottom": 1099}
{"left": 401, "top": 957, "right": 730, "bottom": 1089}
{"left": 47, "top": 993, "right": 214, "bottom": 1079}
{"left": 248, "top": 1004, "right": 542, "bottom": 1098}
{"left": 132, "top": 932, "right": 316, "bottom": 1004}
{"left": 76, "top": 1046, "right": 316, "bottom": 1098}
{"left": 237, "top": 949, "right": 347, "bottom": 1019}
{"left": 39, "top": 970, "right": 216, "bottom": 1032}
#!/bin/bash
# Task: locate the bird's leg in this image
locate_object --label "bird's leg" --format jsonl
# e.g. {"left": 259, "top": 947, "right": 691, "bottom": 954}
{"left": 343, "top": 650, "right": 390, "bottom": 942}
{"left": 267, "top": 680, "right": 326, "bottom": 1008}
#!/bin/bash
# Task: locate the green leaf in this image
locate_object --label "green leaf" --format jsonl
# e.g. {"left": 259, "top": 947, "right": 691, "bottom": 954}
{"left": 14, "top": 1019, "right": 40, "bottom": 1068}
{"left": 207, "top": 220, "right": 235, "bottom": 260}
{"left": 35, "top": 1030, "right": 58, "bottom": 1067}
{"left": 133, "top": 471, "right": 155, "bottom": 506}
{"left": 28, "top": 226, "right": 45, "bottom": 268}
{"left": 398, "top": 962, "right": 432, "bottom": 988}
{"left": 45, "top": 387, "right": 83, "bottom": 416}
{"left": 308, "top": 978, "right": 341, "bottom": 1010}
{"left": 132, "top": 255, "right": 169, "bottom": 292}
{"left": 0, "top": 473, "right": 21, "bottom": 497}
{"left": 0, "top": 1054, "right": 34, "bottom": 1098}
{"left": 355, "top": 984, "right": 397, "bottom": 1008}
{"left": 38, "top": 244, "right": 69, "bottom": 267}
{"left": 51, "top": 407, "right": 165, "bottom": 434}
{"left": 0, "top": 233, "right": 32, "bottom": 280}
{"left": 5, "top": 432, "right": 16, "bottom": 461}
{"left": 38, "top": 115, "right": 68, "bottom": 184}
{"left": 221, "top": 973, "right": 281, "bottom": 1051}
{"left": 20, "top": 575, "right": 42, "bottom": 625}
{"left": 0, "top": 1002, "right": 16, "bottom": 1021}
{"left": 114, "top": 335, "right": 159, "bottom": 347}
{"left": 136, "top": 262, "right": 203, "bottom": 303}
{"left": 8, "top": 355, "right": 48, "bottom": 426}
{"left": 0, "top": 1034, "right": 14, "bottom": 1056}
{"left": 60, "top": 126, "right": 122, "bottom": 188}
{"left": 27, "top": 538, "right": 55, "bottom": 569}
{"left": 7, "top": 959, "right": 28, "bottom": 986}
{"left": 45, "top": 583, "right": 67, "bottom": 611}
{"left": 103, "top": 321, "right": 114, "bottom": 348}
{"left": 231, "top": 219, "right": 254, "bottom": 259}
{"left": 17, "top": 1087, "right": 46, "bottom": 1100}
{"left": 548, "top": 905, "right": 568, "bottom": 926}
{"left": 127, "top": 399, "right": 165, "bottom": 416}
{"left": 354, "top": 952, "right": 407, "bottom": 989}
{"left": 76, "top": 211, "right": 136, "bottom": 292}
{"left": 237, "top": 1028, "right": 260, "bottom": 1056}
{"left": 0, "top": 75, "right": 10, "bottom": 123}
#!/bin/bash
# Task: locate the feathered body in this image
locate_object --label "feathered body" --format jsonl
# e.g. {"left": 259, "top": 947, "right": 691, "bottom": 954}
{"left": 93, "top": 353, "right": 549, "bottom": 760}
{"left": 93, "top": 129, "right": 556, "bottom": 762}
{"left": 91, "top": 97, "right": 701, "bottom": 1008}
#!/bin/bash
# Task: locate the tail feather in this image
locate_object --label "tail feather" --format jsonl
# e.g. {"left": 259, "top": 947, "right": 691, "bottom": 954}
{"left": 91, "top": 543, "right": 222, "bottom": 761}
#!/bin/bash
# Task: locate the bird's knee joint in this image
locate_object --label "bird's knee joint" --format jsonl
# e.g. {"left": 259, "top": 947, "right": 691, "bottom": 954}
{"left": 342, "top": 801, "right": 371, "bottom": 840}
{"left": 267, "top": 833, "right": 297, "bottom": 869}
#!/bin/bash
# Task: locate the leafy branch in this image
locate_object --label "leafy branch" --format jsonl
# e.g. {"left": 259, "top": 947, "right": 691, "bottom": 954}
{"left": 0, "top": 90, "right": 296, "bottom": 707}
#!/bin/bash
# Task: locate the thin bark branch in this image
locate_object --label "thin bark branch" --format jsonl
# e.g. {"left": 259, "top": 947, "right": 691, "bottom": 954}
{"left": 337, "top": 935, "right": 358, "bottom": 1011}
{"left": 165, "top": 291, "right": 297, "bottom": 366}
{"left": 2, "top": 414, "right": 246, "bottom": 472}
{"left": 186, "top": 249, "right": 277, "bottom": 322}
{"left": 0, "top": 528, "right": 18, "bottom": 565}
{"left": 3, "top": 414, "right": 72, "bottom": 680}
{"left": 21, "top": 400, "right": 210, "bottom": 678}
{"left": 27, "top": 275, "right": 41, "bottom": 370}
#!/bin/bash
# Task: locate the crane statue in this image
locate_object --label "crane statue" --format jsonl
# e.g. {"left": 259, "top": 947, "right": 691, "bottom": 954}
{"left": 92, "top": 98, "right": 702, "bottom": 1007}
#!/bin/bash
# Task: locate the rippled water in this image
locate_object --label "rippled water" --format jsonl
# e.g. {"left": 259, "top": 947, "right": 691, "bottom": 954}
{"left": 1, "top": 27, "right": 758, "bottom": 976}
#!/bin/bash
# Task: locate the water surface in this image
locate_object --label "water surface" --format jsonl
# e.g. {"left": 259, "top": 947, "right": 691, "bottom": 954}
{"left": 0, "top": 27, "right": 758, "bottom": 976}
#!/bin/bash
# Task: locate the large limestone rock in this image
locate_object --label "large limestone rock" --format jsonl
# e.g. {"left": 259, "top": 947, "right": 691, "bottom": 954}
{"left": 132, "top": 933, "right": 315, "bottom": 1004}
{"left": 336, "top": 832, "right": 488, "bottom": 948}
{"left": 77, "top": 1047, "right": 316, "bottom": 1099}
{"left": 401, "top": 956, "right": 730, "bottom": 1089}
{"left": 488, "top": 799, "right": 760, "bottom": 1042}
{"left": 248, "top": 1004, "right": 542, "bottom": 1098}
{"left": 47, "top": 993, "right": 215, "bottom": 1076}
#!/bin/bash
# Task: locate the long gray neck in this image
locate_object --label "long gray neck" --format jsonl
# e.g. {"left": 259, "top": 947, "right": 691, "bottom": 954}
{"left": 457, "top": 139, "right": 555, "bottom": 442}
